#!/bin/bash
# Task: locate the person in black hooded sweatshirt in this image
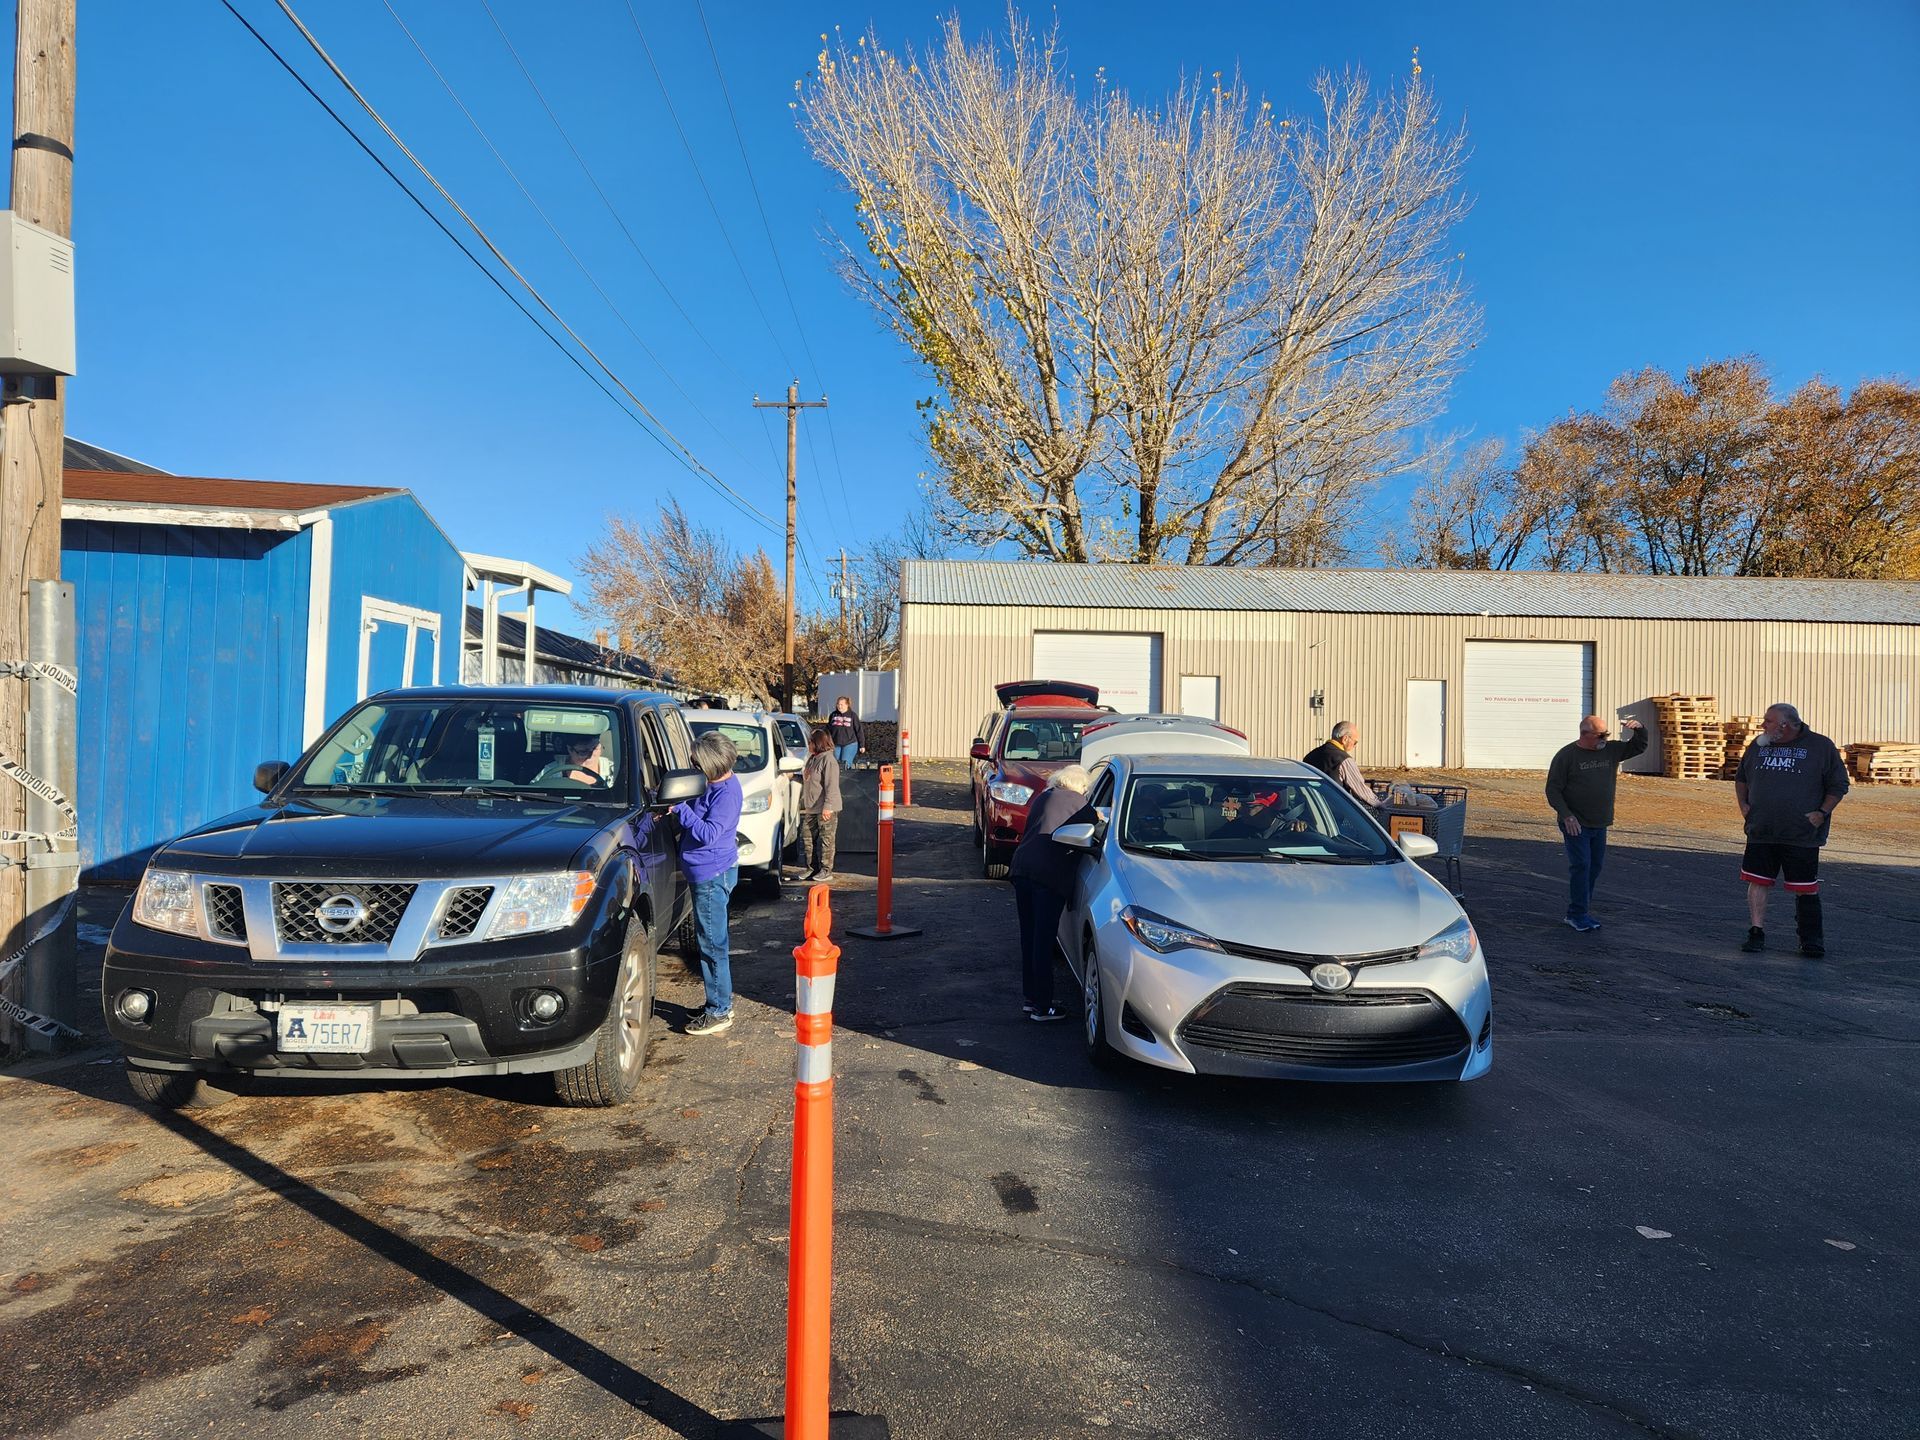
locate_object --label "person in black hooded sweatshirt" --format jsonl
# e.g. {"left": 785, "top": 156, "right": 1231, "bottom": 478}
{"left": 1009, "top": 764, "right": 1095, "bottom": 1023}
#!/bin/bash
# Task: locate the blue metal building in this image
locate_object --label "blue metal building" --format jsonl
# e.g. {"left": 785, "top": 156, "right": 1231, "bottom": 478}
{"left": 61, "top": 443, "right": 467, "bottom": 880}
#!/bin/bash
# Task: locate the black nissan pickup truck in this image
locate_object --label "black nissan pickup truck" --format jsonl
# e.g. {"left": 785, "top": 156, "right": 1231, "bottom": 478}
{"left": 103, "top": 686, "right": 706, "bottom": 1109}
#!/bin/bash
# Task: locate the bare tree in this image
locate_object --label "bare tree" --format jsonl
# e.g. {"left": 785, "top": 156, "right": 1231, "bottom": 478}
{"left": 797, "top": 17, "right": 1476, "bottom": 565}
{"left": 578, "top": 503, "right": 785, "bottom": 704}
{"left": 1384, "top": 439, "right": 1536, "bottom": 569}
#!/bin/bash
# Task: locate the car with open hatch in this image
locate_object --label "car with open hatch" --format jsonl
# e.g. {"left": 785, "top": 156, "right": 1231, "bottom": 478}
{"left": 969, "top": 679, "right": 1104, "bottom": 879}
{"left": 1053, "top": 753, "right": 1493, "bottom": 1082}
{"left": 102, "top": 686, "right": 707, "bottom": 1110}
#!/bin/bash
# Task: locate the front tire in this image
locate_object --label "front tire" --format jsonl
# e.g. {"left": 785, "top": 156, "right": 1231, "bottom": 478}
{"left": 983, "top": 842, "right": 1010, "bottom": 881}
{"left": 1081, "top": 931, "right": 1119, "bottom": 1070}
{"left": 555, "top": 920, "right": 655, "bottom": 1107}
{"left": 126, "top": 1066, "right": 235, "bottom": 1110}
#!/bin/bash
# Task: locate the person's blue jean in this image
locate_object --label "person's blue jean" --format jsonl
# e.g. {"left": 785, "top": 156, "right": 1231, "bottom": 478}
{"left": 1562, "top": 825, "right": 1608, "bottom": 920}
{"left": 689, "top": 866, "right": 738, "bottom": 1016}
{"left": 834, "top": 742, "right": 858, "bottom": 769}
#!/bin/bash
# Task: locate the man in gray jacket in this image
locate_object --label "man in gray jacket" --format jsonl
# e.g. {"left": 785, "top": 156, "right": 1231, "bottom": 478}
{"left": 1734, "top": 703, "right": 1849, "bottom": 957}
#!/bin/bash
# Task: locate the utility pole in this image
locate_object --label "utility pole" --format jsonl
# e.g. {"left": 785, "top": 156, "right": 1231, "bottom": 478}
{"left": 751, "top": 380, "right": 825, "bottom": 710}
{"left": 1, "top": 0, "right": 77, "bottom": 1056}
{"left": 835, "top": 548, "right": 851, "bottom": 640}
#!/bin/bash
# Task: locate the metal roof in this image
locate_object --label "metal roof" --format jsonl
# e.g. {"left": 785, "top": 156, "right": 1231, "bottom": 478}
{"left": 903, "top": 561, "right": 1920, "bottom": 626}
{"left": 64, "top": 437, "right": 169, "bottom": 474}
{"left": 462, "top": 606, "right": 671, "bottom": 685}
{"left": 64, "top": 468, "right": 401, "bottom": 514}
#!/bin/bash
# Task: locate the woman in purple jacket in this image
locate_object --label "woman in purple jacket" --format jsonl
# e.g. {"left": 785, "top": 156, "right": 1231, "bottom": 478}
{"left": 675, "top": 730, "right": 744, "bottom": 1035}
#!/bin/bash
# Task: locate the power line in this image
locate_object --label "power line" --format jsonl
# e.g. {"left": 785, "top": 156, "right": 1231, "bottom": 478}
{"left": 693, "top": 0, "right": 861, "bottom": 536}
{"left": 620, "top": 0, "right": 798, "bottom": 380}
{"left": 474, "top": 0, "right": 760, "bottom": 396}
{"left": 215, "top": 0, "right": 752, "bottom": 524}
{"left": 261, "top": 0, "right": 780, "bottom": 531}
{"left": 378, "top": 0, "right": 774, "bottom": 505}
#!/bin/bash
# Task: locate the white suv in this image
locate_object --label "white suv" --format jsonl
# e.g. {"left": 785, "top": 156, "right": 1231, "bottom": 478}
{"left": 683, "top": 709, "right": 803, "bottom": 897}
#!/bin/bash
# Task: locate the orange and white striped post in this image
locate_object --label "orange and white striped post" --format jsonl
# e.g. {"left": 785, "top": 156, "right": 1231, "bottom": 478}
{"left": 849, "top": 764, "right": 920, "bottom": 941}
{"left": 785, "top": 884, "right": 838, "bottom": 1440}
{"left": 899, "top": 729, "right": 912, "bottom": 808}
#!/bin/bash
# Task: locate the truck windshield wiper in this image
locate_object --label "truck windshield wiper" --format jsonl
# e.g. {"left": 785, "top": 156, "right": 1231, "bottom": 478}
{"left": 289, "top": 782, "right": 401, "bottom": 795}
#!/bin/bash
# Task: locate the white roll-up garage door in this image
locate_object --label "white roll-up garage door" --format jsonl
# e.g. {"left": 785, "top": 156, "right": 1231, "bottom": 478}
{"left": 1463, "top": 641, "right": 1594, "bottom": 768}
{"left": 1031, "top": 631, "right": 1162, "bottom": 712}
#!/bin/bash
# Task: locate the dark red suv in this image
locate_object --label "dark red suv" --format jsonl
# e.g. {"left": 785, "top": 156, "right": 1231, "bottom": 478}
{"left": 969, "top": 680, "right": 1102, "bottom": 879}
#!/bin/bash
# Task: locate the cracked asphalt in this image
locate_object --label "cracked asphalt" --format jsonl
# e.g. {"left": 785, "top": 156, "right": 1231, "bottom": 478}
{"left": 1, "top": 762, "right": 1916, "bottom": 1438}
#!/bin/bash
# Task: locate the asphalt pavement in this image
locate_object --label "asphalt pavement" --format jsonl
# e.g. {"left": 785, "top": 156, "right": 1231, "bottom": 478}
{"left": 0, "top": 763, "right": 1915, "bottom": 1439}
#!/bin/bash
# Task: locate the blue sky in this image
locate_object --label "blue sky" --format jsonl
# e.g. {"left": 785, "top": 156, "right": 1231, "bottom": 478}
{"left": 33, "top": 1, "right": 1920, "bottom": 628}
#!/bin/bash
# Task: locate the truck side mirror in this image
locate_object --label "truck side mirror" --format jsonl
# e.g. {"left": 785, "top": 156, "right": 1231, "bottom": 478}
{"left": 254, "top": 760, "right": 290, "bottom": 794}
{"left": 654, "top": 768, "right": 707, "bottom": 808}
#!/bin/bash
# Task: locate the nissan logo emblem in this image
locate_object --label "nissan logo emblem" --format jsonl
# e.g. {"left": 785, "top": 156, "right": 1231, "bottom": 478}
{"left": 315, "top": 894, "right": 369, "bottom": 934}
{"left": 1310, "top": 962, "right": 1353, "bottom": 993}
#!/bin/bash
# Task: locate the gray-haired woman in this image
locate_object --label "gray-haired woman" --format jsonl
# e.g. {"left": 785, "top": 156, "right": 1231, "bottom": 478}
{"left": 1009, "top": 763, "right": 1094, "bottom": 1021}
{"left": 674, "top": 730, "right": 743, "bottom": 1035}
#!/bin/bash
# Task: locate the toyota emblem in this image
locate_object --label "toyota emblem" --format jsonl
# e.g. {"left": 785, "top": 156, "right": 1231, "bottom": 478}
{"left": 315, "top": 894, "right": 369, "bottom": 934}
{"left": 1310, "top": 961, "right": 1353, "bottom": 993}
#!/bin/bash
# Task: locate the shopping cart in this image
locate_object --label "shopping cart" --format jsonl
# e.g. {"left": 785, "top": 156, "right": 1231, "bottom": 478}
{"left": 1370, "top": 782, "right": 1468, "bottom": 897}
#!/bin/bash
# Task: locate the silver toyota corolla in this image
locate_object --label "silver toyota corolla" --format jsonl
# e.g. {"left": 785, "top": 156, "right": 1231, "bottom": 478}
{"left": 1051, "top": 754, "right": 1493, "bottom": 1081}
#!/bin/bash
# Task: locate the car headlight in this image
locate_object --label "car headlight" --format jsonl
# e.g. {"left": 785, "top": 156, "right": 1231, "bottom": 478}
{"left": 741, "top": 790, "right": 772, "bottom": 815}
{"left": 133, "top": 868, "right": 201, "bottom": 936}
{"left": 1419, "top": 915, "right": 1478, "bottom": 964}
{"left": 1121, "top": 906, "right": 1221, "bottom": 955}
{"left": 483, "top": 871, "right": 596, "bottom": 939}
{"left": 988, "top": 781, "right": 1034, "bottom": 806}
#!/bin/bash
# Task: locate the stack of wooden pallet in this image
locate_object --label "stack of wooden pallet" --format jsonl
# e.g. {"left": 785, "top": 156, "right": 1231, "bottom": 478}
{"left": 1719, "top": 715, "right": 1765, "bottom": 780}
{"left": 1844, "top": 742, "right": 1920, "bottom": 786}
{"left": 1653, "top": 694, "right": 1725, "bottom": 779}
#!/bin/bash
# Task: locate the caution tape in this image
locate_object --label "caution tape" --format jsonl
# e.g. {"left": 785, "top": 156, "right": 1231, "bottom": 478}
{"left": 0, "top": 993, "right": 81, "bottom": 1040}
{"left": 0, "top": 891, "right": 75, "bottom": 989}
{"left": 0, "top": 751, "right": 75, "bottom": 821}
{"left": 0, "top": 660, "right": 78, "bottom": 694}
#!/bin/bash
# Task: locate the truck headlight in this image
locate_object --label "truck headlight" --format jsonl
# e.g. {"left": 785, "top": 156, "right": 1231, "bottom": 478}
{"left": 988, "top": 781, "right": 1034, "bottom": 806}
{"left": 1121, "top": 906, "right": 1221, "bottom": 955}
{"left": 133, "top": 868, "right": 201, "bottom": 937}
{"left": 484, "top": 871, "right": 596, "bottom": 939}
{"left": 741, "top": 790, "right": 772, "bottom": 815}
{"left": 1418, "top": 915, "right": 1478, "bottom": 964}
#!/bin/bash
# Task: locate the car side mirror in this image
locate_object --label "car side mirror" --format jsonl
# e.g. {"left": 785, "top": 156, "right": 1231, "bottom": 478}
{"left": 254, "top": 760, "right": 290, "bottom": 794}
{"left": 654, "top": 768, "right": 707, "bottom": 808}
{"left": 778, "top": 754, "right": 805, "bottom": 774}
{"left": 1398, "top": 831, "right": 1440, "bottom": 859}
{"left": 970, "top": 741, "right": 992, "bottom": 762}
{"left": 1052, "top": 822, "right": 1098, "bottom": 851}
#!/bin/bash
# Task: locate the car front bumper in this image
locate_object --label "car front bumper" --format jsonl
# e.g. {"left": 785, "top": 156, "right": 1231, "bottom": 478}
{"left": 735, "top": 804, "right": 784, "bottom": 873}
{"left": 984, "top": 796, "right": 1033, "bottom": 849}
{"left": 1091, "top": 928, "right": 1493, "bottom": 1082}
{"left": 102, "top": 911, "right": 624, "bottom": 1080}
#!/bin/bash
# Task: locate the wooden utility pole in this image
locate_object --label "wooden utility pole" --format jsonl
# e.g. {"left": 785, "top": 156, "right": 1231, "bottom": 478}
{"left": 836, "top": 548, "right": 851, "bottom": 639}
{"left": 1, "top": 0, "right": 75, "bottom": 1054}
{"left": 751, "top": 380, "right": 825, "bottom": 709}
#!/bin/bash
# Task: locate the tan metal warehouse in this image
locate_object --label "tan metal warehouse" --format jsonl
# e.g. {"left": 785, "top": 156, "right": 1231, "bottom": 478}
{"left": 899, "top": 563, "right": 1920, "bottom": 770}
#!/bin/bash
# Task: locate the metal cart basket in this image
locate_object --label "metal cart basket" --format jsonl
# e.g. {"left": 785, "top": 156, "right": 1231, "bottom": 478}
{"left": 1370, "top": 782, "right": 1468, "bottom": 896}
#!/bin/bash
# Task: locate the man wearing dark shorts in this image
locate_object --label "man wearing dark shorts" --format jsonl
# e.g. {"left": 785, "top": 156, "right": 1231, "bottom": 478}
{"left": 1734, "top": 703, "right": 1849, "bottom": 958}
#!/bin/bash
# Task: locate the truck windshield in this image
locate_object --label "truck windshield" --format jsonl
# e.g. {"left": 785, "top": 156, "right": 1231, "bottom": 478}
{"left": 295, "top": 699, "right": 629, "bottom": 802}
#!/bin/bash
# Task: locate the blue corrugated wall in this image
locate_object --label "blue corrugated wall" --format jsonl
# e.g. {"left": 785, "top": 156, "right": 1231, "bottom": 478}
{"left": 62, "top": 520, "right": 312, "bottom": 881}
{"left": 323, "top": 494, "right": 467, "bottom": 719}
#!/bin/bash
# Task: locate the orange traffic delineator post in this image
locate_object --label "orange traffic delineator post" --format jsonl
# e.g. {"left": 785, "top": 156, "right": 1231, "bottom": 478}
{"left": 848, "top": 764, "right": 920, "bottom": 941}
{"left": 899, "top": 729, "right": 912, "bottom": 807}
{"left": 739, "top": 888, "right": 890, "bottom": 1440}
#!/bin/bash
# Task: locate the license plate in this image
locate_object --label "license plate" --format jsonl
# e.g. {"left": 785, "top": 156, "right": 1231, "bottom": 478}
{"left": 276, "top": 1003, "right": 375, "bottom": 1054}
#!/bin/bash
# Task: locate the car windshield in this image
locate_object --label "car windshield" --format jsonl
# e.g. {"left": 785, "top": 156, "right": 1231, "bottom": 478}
{"left": 690, "top": 720, "right": 771, "bottom": 774}
{"left": 999, "top": 716, "right": 1087, "bottom": 762}
{"left": 1118, "top": 773, "right": 1396, "bottom": 863}
{"left": 295, "top": 699, "right": 628, "bottom": 801}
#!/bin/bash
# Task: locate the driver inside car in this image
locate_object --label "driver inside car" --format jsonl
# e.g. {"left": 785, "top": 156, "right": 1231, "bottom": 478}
{"left": 531, "top": 731, "right": 611, "bottom": 787}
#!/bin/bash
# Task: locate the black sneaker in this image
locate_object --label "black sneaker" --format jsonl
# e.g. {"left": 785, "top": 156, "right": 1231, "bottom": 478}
{"left": 1740, "top": 927, "right": 1766, "bottom": 953}
{"left": 1021, "top": 1002, "right": 1038, "bottom": 1014}
{"left": 1029, "top": 1006, "right": 1068, "bottom": 1023}
{"left": 1800, "top": 940, "right": 1825, "bottom": 959}
{"left": 686, "top": 1008, "right": 734, "bottom": 1036}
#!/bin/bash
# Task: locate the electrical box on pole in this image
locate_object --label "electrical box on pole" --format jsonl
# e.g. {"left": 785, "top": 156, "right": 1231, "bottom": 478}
{"left": 0, "top": 211, "right": 75, "bottom": 376}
